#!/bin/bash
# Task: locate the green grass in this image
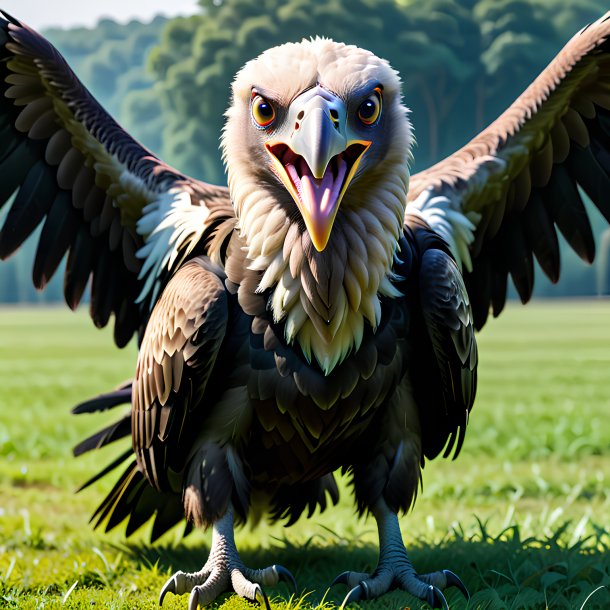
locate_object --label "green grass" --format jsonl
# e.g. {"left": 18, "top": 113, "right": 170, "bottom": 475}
{"left": 0, "top": 300, "right": 609, "bottom": 609}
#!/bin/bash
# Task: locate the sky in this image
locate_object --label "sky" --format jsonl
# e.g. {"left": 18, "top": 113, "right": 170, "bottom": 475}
{"left": 0, "top": 0, "right": 201, "bottom": 30}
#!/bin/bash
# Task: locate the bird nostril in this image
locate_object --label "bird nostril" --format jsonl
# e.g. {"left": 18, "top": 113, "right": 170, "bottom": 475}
{"left": 329, "top": 109, "right": 340, "bottom": 130}
{"left": 297, "top": 110, "right": 304, "bottom": 120}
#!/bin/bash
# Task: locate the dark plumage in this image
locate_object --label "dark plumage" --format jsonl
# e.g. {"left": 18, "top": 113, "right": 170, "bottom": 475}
{"left": 2, "top": 9, "right": 610, "bottom": 609}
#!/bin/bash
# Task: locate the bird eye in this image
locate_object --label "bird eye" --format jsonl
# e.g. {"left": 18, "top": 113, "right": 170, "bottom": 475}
{"left": 357, "top": 88, "right": 382, "bottom": 126}
{"left": 251, "top": 95, "right": 275, "bottom": 128}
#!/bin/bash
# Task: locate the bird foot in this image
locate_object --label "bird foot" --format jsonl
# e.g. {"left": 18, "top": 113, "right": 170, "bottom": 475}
{"left": 331, "top": 500, "right": 470, "bottom": 608}
{"left": 332, "top": 565, "right": 469, "bottom": 609}
{"left": 159, "top": 507, "right": 296, "bottom": 608}
{"left": 159, "top": 562, "right": 296, "bottom": 609}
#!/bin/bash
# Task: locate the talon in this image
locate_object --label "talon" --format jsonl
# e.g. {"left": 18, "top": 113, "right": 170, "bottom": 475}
{"left": 159, "top": 573, "right": 182, "bottom": 606}
{"left": 188, "top": 587, "right": 200, "bottom": 610}
{"left": 331, "top": 571, "right": 351, "bottom": 587}
{"left": 359, "top": 580, "right": 370, "bottom": 599}
{"left": 340, "top": 584, "right": 365, "bottom": 609}
{"left": 443, "top": 569, "right": 470, "bottom": 600}
{"left": 253, "top": 584, "right": 271, "bottom": 610}
{"left": 425, "top": 585, "right": 449, "bottom": 610}
{"left": 273, "top": 564, "right": 297, "bottom": 594}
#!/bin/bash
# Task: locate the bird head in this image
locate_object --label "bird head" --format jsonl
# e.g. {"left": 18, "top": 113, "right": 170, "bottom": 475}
{"left": 223, "top": 37, "right": 412, "bottom": 253}
{"left": 222, "top": 38, "right": 412, "bottom": 373}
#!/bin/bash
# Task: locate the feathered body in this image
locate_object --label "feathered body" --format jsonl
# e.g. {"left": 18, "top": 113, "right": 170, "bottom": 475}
{"left": 224, "top": 39, "right": 410, "bottom": 373}
{"left": 126, "top": 39, "right": 476, "bottom": 531}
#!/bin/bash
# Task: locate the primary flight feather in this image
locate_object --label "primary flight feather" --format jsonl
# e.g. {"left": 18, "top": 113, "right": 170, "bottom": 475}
{"left": 1, "top": 9, "right": 610, "bottom": 609}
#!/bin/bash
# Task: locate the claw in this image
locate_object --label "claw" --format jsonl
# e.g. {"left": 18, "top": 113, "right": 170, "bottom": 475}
{"left": 443, "top": 569, "right": 470, "bottom": 600}
{"left": 425, "top": 585, "right": 449, "bottom": 610}
{"left": 253, "top": 584, "right": 271, "bottom": 610}
{"left": 159, "top": 581, "right": 173, "bottom": 606}
{"left": 331, "top": 571, "right": 350, "bottom": 587}
{"left": 272, "top": 564, "right": 298, "bottom": 594}
{"left": 188, "top": 587, "right": 200, "bottom": 610}
{"left": 159, "top": 573, "right": 183, "bottom": 606}
{"left": 340, "top": 584, "right": 365, "bottom": 610}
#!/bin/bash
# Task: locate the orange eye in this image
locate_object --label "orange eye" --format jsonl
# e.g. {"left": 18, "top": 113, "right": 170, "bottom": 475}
{"left": 251, "top": 95, "right": 275, "bottom": 127}
{"left": 358, "top": 88, "right": 382, "bottom": 125}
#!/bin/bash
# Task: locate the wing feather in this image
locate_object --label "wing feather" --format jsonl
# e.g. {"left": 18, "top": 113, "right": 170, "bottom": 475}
{"left": 408, "top": 12, "right": 610, "bottom": 328}
{"left": 0, "top": 13, "right": 234, "bottom": 344}
{"left": 403, "top": 216, "right": 477, "bottom": 461}
{"left": 132, "top": 257, "right": 229, "bottom": 493}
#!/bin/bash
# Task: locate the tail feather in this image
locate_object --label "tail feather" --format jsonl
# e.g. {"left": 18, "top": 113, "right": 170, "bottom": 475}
{"left": 125, "top": 484, "right": 159, "bottom": 537}
{"left": 151, "top": 492, "right": 191, "bottom": 543}
{"left": 104, "top": 470, "right": 147, "bottom": 533}
{"left": 73, "top": 415, "right": 131, "bottom": 456}
{"left": 73, "top": 384, "right": 188, "bottom": 541}
{"left": 91, "top": 458, "right": 187, "bottom": 540}
{"left": 77, "top": 448, "right": 132, "bottom": 492}
{"left": 72, "top": 385, "right": 131, "bottom": 414}
{"left": 270, "top": 473, "right": 340, "bottom": 526}
{"left": 91, "top": 461, "right": 138, "bottom": 526}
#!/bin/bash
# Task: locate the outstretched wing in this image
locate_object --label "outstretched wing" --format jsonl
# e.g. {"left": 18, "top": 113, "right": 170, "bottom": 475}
{"left": 408, "top": 12, "right": 610, "bottom": 329}
{"left": 0, "top": 12, "right": 234, "bottom": 345}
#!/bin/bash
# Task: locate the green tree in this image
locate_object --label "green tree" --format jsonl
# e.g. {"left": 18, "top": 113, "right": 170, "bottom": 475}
{"left": 149, "top": 0, "right": 483, "bottom": 180}
{"left": 544, "top": 0, "right": 610, "bottom": 40}
{"left": 474, "top": 0, "right": 561, "bottom": 130}
{"left": 398, "top": 2, "right": 481, "bottom": 164}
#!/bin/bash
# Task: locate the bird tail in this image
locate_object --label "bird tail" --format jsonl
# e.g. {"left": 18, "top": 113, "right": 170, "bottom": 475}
{"left": 72, "top": 381, "right": 132, "bottom": 456}
{"left": 72, "top": 383, "right": 191, "bottom": 541}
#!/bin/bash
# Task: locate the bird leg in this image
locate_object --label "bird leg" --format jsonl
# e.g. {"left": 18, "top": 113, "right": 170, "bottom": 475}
{"left": 159, "top": 506, "right": 296, "bottom": 609}
{"left": 332, "top": 499, "right": 469, "bottom": 609}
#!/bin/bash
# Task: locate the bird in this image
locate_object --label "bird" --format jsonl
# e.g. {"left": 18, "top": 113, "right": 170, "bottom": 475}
{"left": 1, "top": 8, "right": 610, "bottom": 609}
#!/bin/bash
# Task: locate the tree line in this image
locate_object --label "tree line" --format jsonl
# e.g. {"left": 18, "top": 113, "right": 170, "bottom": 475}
{"left": 1, "top": 0, "right": 610, "bottom": 303}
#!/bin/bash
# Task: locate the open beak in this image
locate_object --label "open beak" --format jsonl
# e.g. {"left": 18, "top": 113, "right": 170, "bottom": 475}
{"left": 265, "top": 88, "right": 370, "bottom": 251}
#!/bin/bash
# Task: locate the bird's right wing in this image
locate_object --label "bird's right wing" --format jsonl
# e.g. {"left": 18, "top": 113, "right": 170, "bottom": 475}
{"left": 131, "top": 257, "right": 229, "bottom": 497}
{"left": 407, "top": 12, "right": 610, "bottom": 329}
{"left": 0, "top": 12, "right": 235, "bottom": 345}
{"left": 72, "top": 256, "right": 231, "bottom": 538}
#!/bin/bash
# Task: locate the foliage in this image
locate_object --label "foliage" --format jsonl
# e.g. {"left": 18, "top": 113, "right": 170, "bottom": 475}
{"left": 2, "top": 0, "right": 610, "bottom": 302}
{"left": 153, "top": 0, "right": 608, "bottom": 177}
{"left": 0, "top": 302, "right": 609, "bottom": 608}
{"left": 150, "top": 0, "right": 484, "bottom": 181}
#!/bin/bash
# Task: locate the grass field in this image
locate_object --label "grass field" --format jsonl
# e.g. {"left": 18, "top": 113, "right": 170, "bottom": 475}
{"left": 0, "top": 301, "right": 609, "bottom": 609}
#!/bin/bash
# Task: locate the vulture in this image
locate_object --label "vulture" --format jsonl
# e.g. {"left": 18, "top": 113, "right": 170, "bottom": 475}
{"left": 1, "top": 8, "right": 610, "bottom": 609}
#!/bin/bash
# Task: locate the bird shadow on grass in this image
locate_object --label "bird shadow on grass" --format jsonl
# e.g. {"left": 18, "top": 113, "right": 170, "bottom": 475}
{"left": 116, "top": 520, "right": 610, "bottom": 609}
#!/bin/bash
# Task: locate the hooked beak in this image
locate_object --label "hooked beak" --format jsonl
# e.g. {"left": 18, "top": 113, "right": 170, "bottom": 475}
{"left": 265, "top": 89, "right": 370, "bottom": 251}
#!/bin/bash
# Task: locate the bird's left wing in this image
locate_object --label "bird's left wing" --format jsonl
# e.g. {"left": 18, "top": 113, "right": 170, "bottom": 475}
{"left": 0, "top": 12, "right": 234, "bottom": 345}
{"left": 408, "top": 12, "right": 610, "bottom": 329}
{"left": 401, "top": 219, "right": 477, "bottom": 462}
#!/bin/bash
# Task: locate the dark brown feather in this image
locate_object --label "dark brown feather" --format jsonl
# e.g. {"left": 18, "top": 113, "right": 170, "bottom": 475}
{"left": 0, "top": 13, "right": 233, "bottom": 346}
{"left": 408, "top": 13, "right": 610, "bottom": 328}
{"left": 131, "top": 258, "right": 228, "bottom": 499}
{"left": 408, "top": 222, "right": 477, "bottom": 462}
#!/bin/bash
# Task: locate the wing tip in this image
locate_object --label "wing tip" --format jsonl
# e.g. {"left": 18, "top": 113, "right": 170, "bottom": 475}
{"left": 0, "top": 10, "right": 21, "bottom": 27}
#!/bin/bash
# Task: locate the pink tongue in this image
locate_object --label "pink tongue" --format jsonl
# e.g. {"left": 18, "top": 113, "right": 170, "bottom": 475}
{"left": 296, "top": 158, "right": 347, "bottom": 219}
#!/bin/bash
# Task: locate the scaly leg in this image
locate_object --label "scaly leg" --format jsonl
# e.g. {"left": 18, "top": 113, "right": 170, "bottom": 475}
{"left": 159, "top": 506, "right": 296, "bottom": 609}
{"left": 332, "top": 499, "right": 469, "bottom": 609}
